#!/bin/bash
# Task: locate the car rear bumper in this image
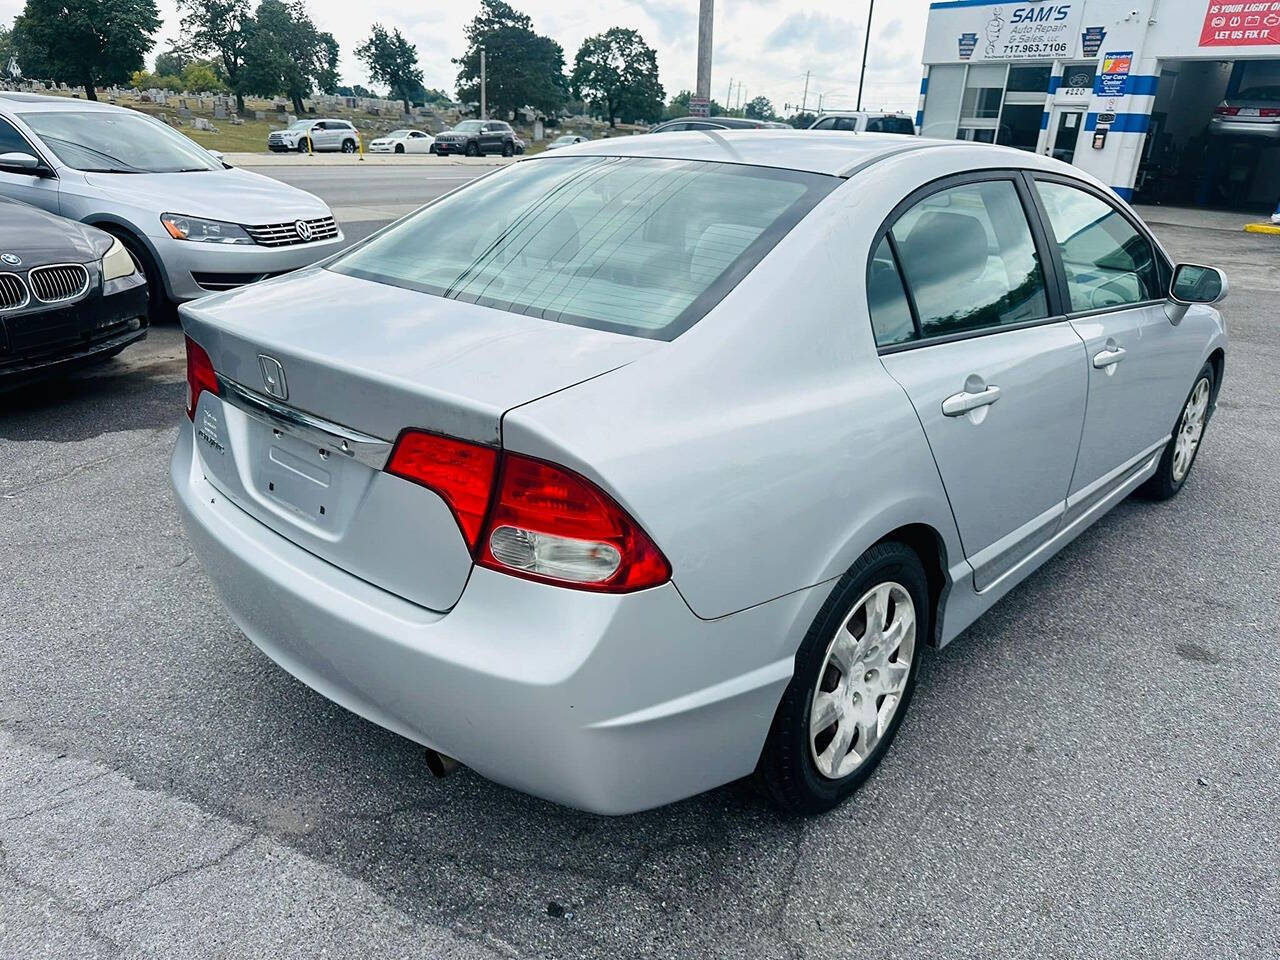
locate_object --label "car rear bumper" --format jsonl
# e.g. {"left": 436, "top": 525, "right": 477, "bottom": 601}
{"left": 1207, "top": 117, "right": 1280, "bottom": 139}
{"left": 171, "top": 422, "right": 814, "bottom": 813}
{"left": 0, "top": 272, "right": 149, "bottom": 389}
{"left": 154, "top": 231, "right": 347, "bottom": 302}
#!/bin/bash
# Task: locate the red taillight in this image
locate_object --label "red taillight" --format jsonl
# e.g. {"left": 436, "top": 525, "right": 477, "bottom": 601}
{"left": 477, "top": 452, "right": 671, "bottom": 592}
{"left": 185, "top": 335, "right": 218, "bottom": 420}
{"left": 1262, "top": 108, "right": 1280, "bottom": 118}
{"left": 1214, "top": 105, "right": 1240, "bottom": 116}
{"left": 383, "top": 431, "right": 671, "bottom": 593}
{"left": 386, "top": 430, "right": 499, "bottom": 550}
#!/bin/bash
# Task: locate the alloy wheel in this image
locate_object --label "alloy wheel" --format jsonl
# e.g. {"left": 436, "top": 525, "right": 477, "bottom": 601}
{"left": 809, "top": 581, "right": 916, "bottom": 780}
{"left": 1172, "top": 377, "right": 1210, "bottom": 482}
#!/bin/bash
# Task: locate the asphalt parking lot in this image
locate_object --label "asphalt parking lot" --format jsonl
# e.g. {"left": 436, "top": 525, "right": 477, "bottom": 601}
{"left": 1, "top": 185, "right": 1277, "bottom": 959}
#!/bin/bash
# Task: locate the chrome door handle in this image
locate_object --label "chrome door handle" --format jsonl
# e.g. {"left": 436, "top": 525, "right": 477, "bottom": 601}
{"left": 1092, "top": 346, "right": 1127, "bottom": 368}
{"left": 942, "top": 385, "right": 1001, "bottom": 417}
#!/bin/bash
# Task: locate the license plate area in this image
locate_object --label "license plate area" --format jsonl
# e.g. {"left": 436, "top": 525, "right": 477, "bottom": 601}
{"left": 258, "top": 431, "right": 340, "bottom": 523}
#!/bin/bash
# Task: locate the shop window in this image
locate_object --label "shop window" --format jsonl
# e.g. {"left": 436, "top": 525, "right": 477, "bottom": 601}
{"left": 997, "top": 104, "right": 1045, "bottom": 151}
{"left": 1007, "top": 64, "right": 1053, "bottom": 93}
{"left": 920, "top": 64, "right": 965, "bottom": 139}
{"left": 962, "top": 64, "right": 1007, "bottom": 120}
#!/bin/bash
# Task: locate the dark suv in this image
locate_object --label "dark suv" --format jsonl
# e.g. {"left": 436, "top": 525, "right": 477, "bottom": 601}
{"left": 432, "top": 120, "right": 518, "bottom": 157}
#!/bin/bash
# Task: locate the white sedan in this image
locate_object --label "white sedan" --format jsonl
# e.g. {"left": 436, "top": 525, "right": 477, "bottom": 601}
{"left": 545, "top": 134, "right": 588, "bottom": 150}
{"left": 368, "top": 129, "right": 436, "bottom": 154}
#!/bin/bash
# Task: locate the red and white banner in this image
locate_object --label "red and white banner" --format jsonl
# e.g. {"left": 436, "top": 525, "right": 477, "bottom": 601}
{"left": 1199, "top": 0, "right": 1280, "bottom": 46}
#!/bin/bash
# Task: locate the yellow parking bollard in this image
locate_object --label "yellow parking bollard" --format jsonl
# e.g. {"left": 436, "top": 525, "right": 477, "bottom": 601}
{"left": 358, "top": 132, "right": 364, "bottom": 161}
{"left": 305, "top": 132, "right": 313, "bottom": 156}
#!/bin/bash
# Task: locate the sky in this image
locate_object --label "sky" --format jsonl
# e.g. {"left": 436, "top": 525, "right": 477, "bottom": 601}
{"left": 0, "top": 0, "right": 932, "bottom": 115}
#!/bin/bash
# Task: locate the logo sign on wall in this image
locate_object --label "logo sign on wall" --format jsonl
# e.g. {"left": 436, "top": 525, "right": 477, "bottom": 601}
{"left": 1081, "top": 25, "right": 1107, "bottom": 55}
{"left": 1199, "top": 0, "right": 1280, "bottom": 46}
{"left": 1094, "top": 50, "right": 1132, "bottom": 96}
{"left": 927, "top": 1, "right": 1084, "bottom": 62}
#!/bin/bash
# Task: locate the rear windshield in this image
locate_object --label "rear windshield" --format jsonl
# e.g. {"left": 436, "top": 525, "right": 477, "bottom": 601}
{"left": 1237, "top": 86, "right": 1280, "bottom": 102}
{"left": 330, "top": 156, "right": 836, "bottom": 339}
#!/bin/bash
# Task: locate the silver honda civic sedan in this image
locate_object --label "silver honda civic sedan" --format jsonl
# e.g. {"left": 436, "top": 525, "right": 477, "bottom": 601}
{"left": 172, "top": 131, "right": 1228, "bottom": 815}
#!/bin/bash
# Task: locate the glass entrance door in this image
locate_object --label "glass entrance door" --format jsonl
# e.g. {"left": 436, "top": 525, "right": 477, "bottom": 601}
{"left": 1048, "top": 110, "right": 1085, "bottom": 165}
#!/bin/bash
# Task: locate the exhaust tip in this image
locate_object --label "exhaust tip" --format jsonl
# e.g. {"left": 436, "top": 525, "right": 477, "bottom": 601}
{"left": 424, "top": 749, "right": 460, "bottom": 778}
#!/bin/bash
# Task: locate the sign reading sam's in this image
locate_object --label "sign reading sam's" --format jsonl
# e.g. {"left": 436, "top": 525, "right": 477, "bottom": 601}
{"left": 925, "top": 0, "right": 1085, "bottom": 62}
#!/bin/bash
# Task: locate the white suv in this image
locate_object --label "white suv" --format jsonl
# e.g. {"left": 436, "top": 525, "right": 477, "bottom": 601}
{"left": 267, "top": 118, "right": 361, "bottom": 153}
{"left": 809, "top": 112, "right": 916, "bottom": 135}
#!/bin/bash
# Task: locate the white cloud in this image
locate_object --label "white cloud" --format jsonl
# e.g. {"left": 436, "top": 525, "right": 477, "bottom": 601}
{"left": 0, "top": 0, "right": 930, "bottom": 113}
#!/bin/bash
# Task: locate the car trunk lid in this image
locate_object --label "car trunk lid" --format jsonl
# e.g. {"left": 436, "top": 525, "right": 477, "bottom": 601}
{"left": 182, "top": 267, "right": 660, "bottom": 611}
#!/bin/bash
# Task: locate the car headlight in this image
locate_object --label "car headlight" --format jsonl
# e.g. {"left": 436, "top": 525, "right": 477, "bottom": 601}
{"left": 101, "top": 236, "right": 136, "bottom": 281}
{"left": 160, "top": 214, "right": 254, "bottom": 245}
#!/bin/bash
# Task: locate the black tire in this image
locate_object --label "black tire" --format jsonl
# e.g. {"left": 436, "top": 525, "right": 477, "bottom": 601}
{"left": 755, "top": 541, "right": 930, "bottom": 815}
{"left": 465, "top": 141, "right": 479, "bottom": 157}
{"left": 394, "top": 143, "right": 405, "bottom": 154}
{"left": 341, "top": 139, "right": 356, "bottom": 154}
{"left": 103, "top": 227, "right": 175, "bottom": 325}
{"left": 297, "top": 139, "right": 309, "bottom": 153}
{"left": 1137, "top": 362, "right": 1216, "bottom": 501}
{"left": 502, "top": 140, "right": 514, "bottom": 157}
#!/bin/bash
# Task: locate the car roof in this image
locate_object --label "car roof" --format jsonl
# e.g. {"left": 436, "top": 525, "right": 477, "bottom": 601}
{"left": 529, "top": 129, "right": 983, "bottom": 177}
{"left": 814, "top": 110, "right": 910, "bottom": 119}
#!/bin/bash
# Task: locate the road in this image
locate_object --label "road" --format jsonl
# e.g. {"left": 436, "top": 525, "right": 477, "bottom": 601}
{"left": 240, "top": 162, "right": 489, "bottom": 244}
{"left": 0, "top": 186, "right": 1277, "bottom": 959}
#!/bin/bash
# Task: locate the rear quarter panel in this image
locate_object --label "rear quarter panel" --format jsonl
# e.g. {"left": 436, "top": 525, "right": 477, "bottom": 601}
{"left": 502, "top": 154, "right": 991, "bottom": 624}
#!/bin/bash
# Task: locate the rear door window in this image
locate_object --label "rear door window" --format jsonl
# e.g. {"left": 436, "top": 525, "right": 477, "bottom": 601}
{"left": 331, "top": 156, "right": 837, "bottom": 340}
{"left": 889, "top": 179, "right": 1050, "bottom": 338}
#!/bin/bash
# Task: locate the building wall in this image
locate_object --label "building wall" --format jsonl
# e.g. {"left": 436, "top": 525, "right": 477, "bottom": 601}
{"left": 920, "top": 0, "right": 1280, "bottom": 197}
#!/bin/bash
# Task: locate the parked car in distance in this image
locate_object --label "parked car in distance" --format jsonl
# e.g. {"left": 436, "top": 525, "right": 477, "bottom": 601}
{"left": 545, "top": 134, "right": 588, "bottom": 150}
{"left": 173, "top": 132, "right": 1227, "bottom": 816}
{"left": 0, "top": 93, "right": 345, "bottom": 319}
{"left": 267, "top": 118, "right": 361, "bottom": 153}
{"left": 432, "top": 120, "right": 519, "bottom": 157}
{"left": 0, "top": 196, "right": 148, "bottom": 389}
{"left": 1208, "top": 86, "right": 1280, "bottom": 139}
{"left": 368, "top": 129, "right": 436, "bottom": 154}
{"left": 648, "top": 115, "right": 772, "bottom": 133}
{"left": 809, "top": 111, "right": 917, "bottom": 134}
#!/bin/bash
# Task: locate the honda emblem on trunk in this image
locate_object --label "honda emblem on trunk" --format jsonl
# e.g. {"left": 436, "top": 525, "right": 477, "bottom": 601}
{"left": 258, "top": 355, "right": 288, "bottom": 400}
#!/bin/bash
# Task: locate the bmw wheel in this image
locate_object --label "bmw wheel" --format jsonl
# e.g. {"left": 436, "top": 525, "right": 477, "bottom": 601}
{"left": 756, "top": 541, "right": 929, "bottom": 815}
{"left": 394, "top": 143, "right": 405, "bottom": 154}
{"left": 1139, "top": 362, "right": 1216, "bottom": 501}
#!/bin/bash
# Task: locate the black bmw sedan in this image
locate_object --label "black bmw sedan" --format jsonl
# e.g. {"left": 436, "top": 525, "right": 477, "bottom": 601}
{"left": 0, "top": 197, "right": 148, "bottom": 390}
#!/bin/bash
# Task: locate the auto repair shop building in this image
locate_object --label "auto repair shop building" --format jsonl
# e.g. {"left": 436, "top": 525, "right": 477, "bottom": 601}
{"left": 916, "top": 0, "right": 1280, "bottom": 208}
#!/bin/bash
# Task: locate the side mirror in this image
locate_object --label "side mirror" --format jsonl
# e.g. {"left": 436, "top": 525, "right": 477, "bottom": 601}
{"left": 0, "top": 151, "right": 46, "bottom": 175}
{"left": 1166, "top": 263, "right": 1228, "bottom": 325}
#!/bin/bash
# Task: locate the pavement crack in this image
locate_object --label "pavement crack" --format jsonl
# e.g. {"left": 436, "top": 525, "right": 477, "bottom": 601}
{"left": 0, "top": 429, "right": 167, "bottom": 498}
{"left": 88, "top": 832, "right": 257, "bottom": 915}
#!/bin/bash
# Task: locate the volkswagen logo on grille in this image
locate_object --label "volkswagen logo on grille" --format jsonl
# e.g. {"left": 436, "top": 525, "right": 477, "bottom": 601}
{"left": 0, "top": 253, "right": 20, "bottom": 266}
{"left": 258, "top": 355, "right": 288, "bottom": 400}
{"left": 294, "top": 219, "right": 314, "bottom": 242}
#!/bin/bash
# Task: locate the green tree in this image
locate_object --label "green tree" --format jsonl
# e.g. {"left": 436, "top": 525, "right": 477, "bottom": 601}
{"left": 180, "top": 59, "right": 223, "bottom": 92}
{"left": 177, "top": 0, "right": 253, "bottom": 112}
{"left": 787, "top": 111, "right": 816, "bottom": 129}
{"left": 0, "top": 25, "right": 16, "bottom": 75}
{"left": 355, "top": 23, "right": 423, "bottom": 114}
{"left": 243, "top": 0, "right": 337, "bottom": 114}
{"left": 454, "top": 0, "right": 567, "bottom": 119}
{"left": 570, "top": 27, "right": 662, "bottom": 127}
{"left": 12, "top": 0, "right": 160, "bottom": 100}
{"left": 744, "top": 95, "right": 776, "bottom": 121}
{"left": 154, "top": 48, "right": 188, "bottom": 76}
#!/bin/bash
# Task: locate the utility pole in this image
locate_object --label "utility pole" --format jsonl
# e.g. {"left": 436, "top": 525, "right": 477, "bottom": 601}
{"left": 800, "top": 70, "right": 810, "bottom": 114}
{"left": 696, "top": 0, "right": 714, "bottom": 102}
{"left": 856, "top": 0, "right": 876, "bottom": 111}
{"left": 480, "top": 45, "right": 487, "bottom": 119}
{"left": 725, "top": 76, "right": 733, "bottom": 108}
